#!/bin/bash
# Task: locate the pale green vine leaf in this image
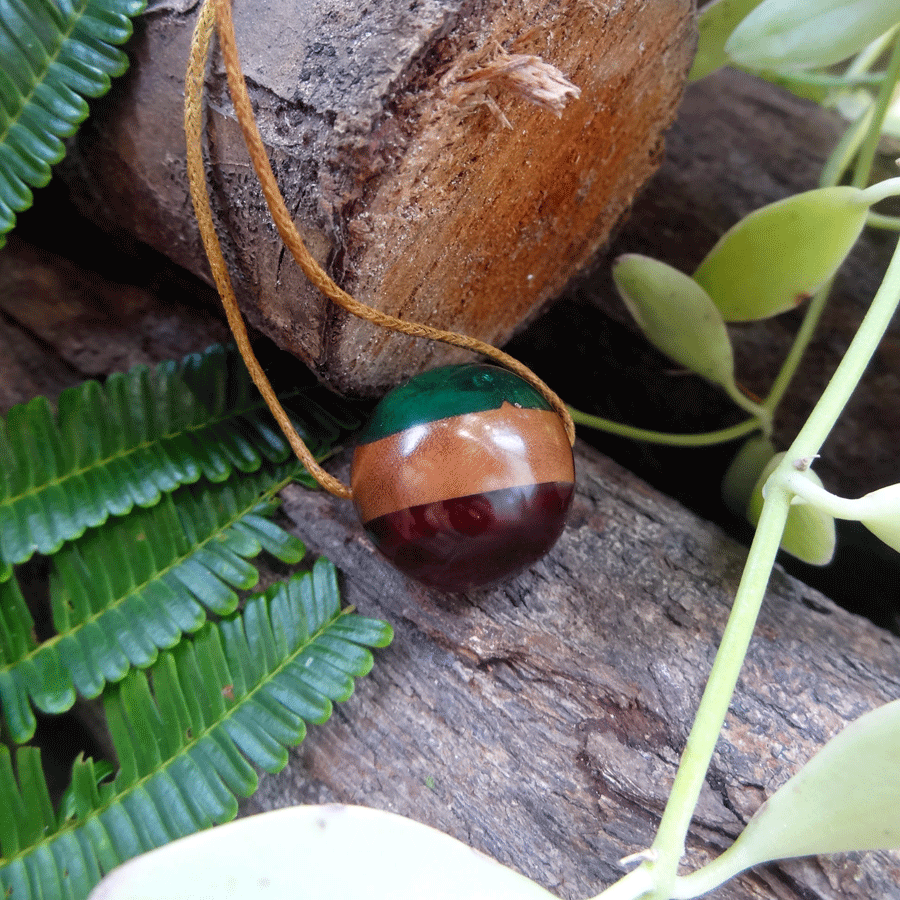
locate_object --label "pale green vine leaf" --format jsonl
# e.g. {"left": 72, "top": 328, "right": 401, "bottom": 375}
{"left": 693, "top": 186, "right": 870, "bottom": 322}
{"left": 689, "top": 0, "right": 767, "bottom": 81}
{"left": 89, "top": 804, "right": 558, "bottom": 900}
{"left": 833, "top": 86, "right": 900, "bottom": 142}
{"left": 855, "top": 483, "right": 900, "bottom": 553}
{"left": 673, "top": 700, "right": 900, "bottom": 898}
{"left": 612, "top": 254, "right": 737, "bottom": 391}
{"left": 724, "top": 0, "right": 900, "bottom": 71}
{"left": 746, "top": 455, "right": 836, "bottom": 564}
{"left": 721, "top": 435, "right": 775, "bottom": 516}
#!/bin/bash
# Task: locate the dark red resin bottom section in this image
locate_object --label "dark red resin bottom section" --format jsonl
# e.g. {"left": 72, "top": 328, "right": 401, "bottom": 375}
{"left": 362, "top": 481, "right": 575, "bottom": 592}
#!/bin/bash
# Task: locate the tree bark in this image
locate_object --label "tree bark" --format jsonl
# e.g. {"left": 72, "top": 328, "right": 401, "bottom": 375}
{"left": 62, "top": 0, "right": 696, "bottom": 396}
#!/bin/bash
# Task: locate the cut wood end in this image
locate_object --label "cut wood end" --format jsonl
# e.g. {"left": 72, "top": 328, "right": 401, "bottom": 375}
{"left": 325, "top": 0, "right": 697, "bottom": 394}
{"left": 59, "top": 0, "right": 697, "bottom": 396}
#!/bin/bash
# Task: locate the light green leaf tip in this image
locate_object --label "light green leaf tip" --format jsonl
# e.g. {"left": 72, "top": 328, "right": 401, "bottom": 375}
{"left": 856, "top": 483, "right": 900, "bottom": 553}
{"left": 674, "top": 700, "right": 900, "bottom": 897}
{"left": 746, "top": 454, "right": 836, "bottom": 565}
{"left": 89, "top": 804, "right": 559, "bottom": 900}
{"left": 693, "top": 186, "right": 870, "bottom": 322}
{"left": 689, "top": 0, "right": 767, "bottom": 81}
{"left": 612, "top": 254, "right": 737, "bottom": 391}
{"left": 724, "top": 0, "right": 900, "bottom": 71}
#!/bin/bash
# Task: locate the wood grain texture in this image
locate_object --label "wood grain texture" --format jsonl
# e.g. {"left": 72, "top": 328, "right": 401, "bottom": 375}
{"left": 62, "top": 0, "right": 696, "bottom": 395}
{"left": 0, "top": 236, "right": 229, "bottom": 407}
{"left": 241, "top": 446, "right": 900, "bottom": 900}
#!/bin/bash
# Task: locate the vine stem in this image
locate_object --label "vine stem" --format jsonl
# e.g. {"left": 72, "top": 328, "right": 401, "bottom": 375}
{"left": 762, "top": 276, "right": 833, "bottom": 418}
{"left": 774, "top": 232, "right": 900, "bottom": 463}
{"left": 779, "top": 473, "right": 864, "bottom": 519}
{"left": 818, "top": 105, "right": 874, "bottom": 189}
{"left": 722, "top": 383, "right": 771, "bottom": 434}
{"left": 867, "top": 212, "right": 900, "bottom": 231}
{"left": 566, "top": 409, "right": 760, "bottom": 447}
{"left": 643, "top": 486, "right": 790, "bottom": 898}
{"left": 584, "top": 30, "right": 900, "bottom": 900}
{"left": 586, "top": 488, "right": 791, "bottom": 900}
{"left": 588, "top": 225, "right": 900, "bottom": 900}
{"left": 851, "top": 33, "right": 900, "bottom": 189}
{"left": 763, "top": 32, "right": 900, "bottom": 421}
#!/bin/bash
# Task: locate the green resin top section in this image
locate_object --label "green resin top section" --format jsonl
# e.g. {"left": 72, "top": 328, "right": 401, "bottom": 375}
{"left": 356, "top": 364, "right": 552, "bottom": 445}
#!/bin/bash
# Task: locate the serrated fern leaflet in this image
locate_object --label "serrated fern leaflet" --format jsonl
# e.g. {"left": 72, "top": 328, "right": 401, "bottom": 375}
{"left": 0, "top": 559, "right": 393, "bottom": 899}
{"left": 0, "top": 343, "right": 361, "bottom": 568}
{"left": 0, "top": 463, "right": 307, "bottom": 743}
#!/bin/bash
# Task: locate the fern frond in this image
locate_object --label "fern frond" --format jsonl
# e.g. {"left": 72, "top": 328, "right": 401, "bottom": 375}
{"left": 0, "top": 0, "right": 147, "bottom": 246}
{"left": 0, "top": 343, "right": 361, "bottom": 568}
{"left": 0, "top": 745, "right": 54, "bottom": 855}
{"left": 0, "top": 575, "right": 41, "bottom": 741}
{"left": 0, "top": 464, "right": 308, "bottom": 743}
{"left": 0, "top": 559, "right": 392, "bottom": 900}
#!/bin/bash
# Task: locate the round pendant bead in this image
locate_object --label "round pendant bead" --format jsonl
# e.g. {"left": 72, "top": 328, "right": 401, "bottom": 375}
{"left": 350, "top": 364, "right": 575, "bottom": 591}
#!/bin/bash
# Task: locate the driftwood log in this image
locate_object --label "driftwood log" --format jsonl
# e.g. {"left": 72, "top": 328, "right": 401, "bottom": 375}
{"left": 1, "top": 245, "right": 899, "bottom": 900}
{"left": 62, "top": 0, "right": 696, "bottom": 395}
{"left": 245, "top": 447, "right": 900, "bottom": 900}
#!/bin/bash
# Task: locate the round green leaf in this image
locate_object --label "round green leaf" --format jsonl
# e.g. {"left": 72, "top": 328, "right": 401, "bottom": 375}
{"left": 721, "top": 435, "right": 776, "bottom": 516}
{"left": 674, "top": 701, "right": 900, "bottom": 897}
{"left": 89, "top": 804, "right": 559, "bottom": 900}
{"left": 746, "top": 455, "right": 836, "bottom": 565}
{"left": 612, "top": 254, "right": 737, "bottom": 390}
{"left": 690, "top": 0, "right": 767, "bottom": 82}
{"left": 724, "top": 0, "right": 900, "bottom": 71}
{"left": 693, "top": 186, "right": 870, "bottom": 322}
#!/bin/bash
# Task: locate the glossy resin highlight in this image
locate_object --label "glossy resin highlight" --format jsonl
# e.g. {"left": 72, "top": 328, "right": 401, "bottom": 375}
{"left": 351, "top": 364, "right": 575, "bottom": 590}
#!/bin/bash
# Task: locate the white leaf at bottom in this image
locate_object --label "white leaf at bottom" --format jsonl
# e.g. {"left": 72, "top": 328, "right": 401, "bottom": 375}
{"left": 89, "top": 804, "right": 559, "bottom": 900}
